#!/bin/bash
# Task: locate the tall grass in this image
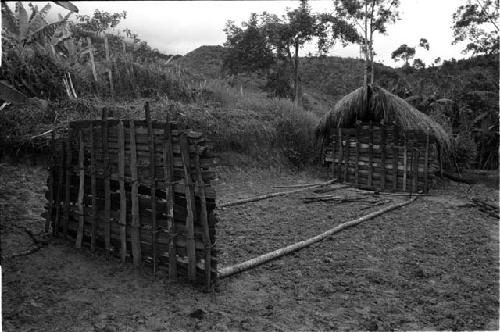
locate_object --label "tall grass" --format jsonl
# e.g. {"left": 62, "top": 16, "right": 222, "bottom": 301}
{"left": 152, "top": 80, "right": 320, "bottom": 166}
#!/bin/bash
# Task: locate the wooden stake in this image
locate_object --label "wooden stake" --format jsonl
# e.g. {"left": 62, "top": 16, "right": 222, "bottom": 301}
{"left": 163, "top": 119, "right": 177, "bottom": 280}
{"left": 331, "top": 134, "right": 336, "bottom": 180}
{"left": 104, "top": 35, "right": 114, "bottom": 96}
{"left": 392, "top": 126, "right": 398, "bottom": 192}
{"left": 90, "top": 123, "right": 97, "bottom": 252}
{"left": 76, "top": 130, "right": 85, "bottom": 248}
{"left": 412, "top": 150, "right": 419, "bottom": 193}
{"left": 102, "top": 110, "right": 111, "bottom": 251}
{"left": 337, "top": 127, "right": 343, "bottom": 182}
{"left": 146, "top": 103, "right": 157, "bottom": 276}
{"left": 424, "top": 130, "right": 430, "bottom": 193}
{"left": 129, "top": 120, "right": 142, "bottom": 267}
{"left": 53, "top": 134, "right": 63, "bottom": 236}
{"left": 403, "top": 135, "right": 407, "bottom": 192}
{"left": 63, "top": 132, "right": 71, "bottom": 237}
{"left": 194, "top": 140, "right": 212, "bottom": 289}
{"left": 180, "top": 133, "right": 197, "bottom": 281}
{"left": 46, "top": 131, "right": 55, "bottom": 233}
{"left": 355, "top": 123, "right": 360, "bottom": 185}
{"left": 118, "top": 121, "right": 127, "bottom": 263}
{"left": 218, "top": 197, "right": 418, "bottom": 279}
{"left": 368, "top": 121, "right": 374, "bottom": 187}
{"left": 381, "top": 124, "right": 386, "bottom": 190}
{"left": 344, "top": 137, "right": 350, "bottom": 182}
{"left": 87, "top": 37, "right": 98, "bottom": 82}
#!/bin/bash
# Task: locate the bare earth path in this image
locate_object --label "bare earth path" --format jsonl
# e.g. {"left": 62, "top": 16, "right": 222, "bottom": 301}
{"left": 1, "top": 163, "right": 498, "bottom": 331}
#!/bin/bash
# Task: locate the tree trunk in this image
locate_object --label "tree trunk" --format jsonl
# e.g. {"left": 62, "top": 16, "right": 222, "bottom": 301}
{"left": 294, "top": 38, "right": 300, "bottom": 107}
{"left": 363, "top": 4, "right": 368, "bottom": 88}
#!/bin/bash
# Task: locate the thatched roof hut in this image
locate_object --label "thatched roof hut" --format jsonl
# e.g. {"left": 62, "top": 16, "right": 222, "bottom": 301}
{"left": 316, "top": 85, "right": 451, "bottom": 150}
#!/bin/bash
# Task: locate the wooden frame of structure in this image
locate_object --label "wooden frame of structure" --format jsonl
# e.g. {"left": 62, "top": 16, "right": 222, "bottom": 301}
{"left": 324, "top": 122, "right": 438, "bottom": 193}
{"left": 44, "top": 109, "right": 217, "bottom": 288}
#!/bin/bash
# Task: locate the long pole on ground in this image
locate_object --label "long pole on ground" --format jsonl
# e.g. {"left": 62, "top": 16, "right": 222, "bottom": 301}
{"left": 218, "top": 196, "right": 418, "bottom": 279}
{"left": 218, "top": 180, "right": 337, "bottom": 209}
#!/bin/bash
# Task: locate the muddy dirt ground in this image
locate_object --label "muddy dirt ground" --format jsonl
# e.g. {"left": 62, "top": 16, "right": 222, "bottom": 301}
{"left": 1, "top": 162, "right": 499, "bottom": 331}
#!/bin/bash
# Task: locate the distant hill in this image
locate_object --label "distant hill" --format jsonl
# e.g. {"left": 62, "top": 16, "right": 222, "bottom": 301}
{"left": 175, "top": 45, "right": 498, "bottom": 114}
{"left": 174, "top": 45, "right": 228, "bottom": 79}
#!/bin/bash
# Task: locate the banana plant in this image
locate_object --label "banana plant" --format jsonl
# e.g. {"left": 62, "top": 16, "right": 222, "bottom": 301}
{"left": 1, "top": 1, "right": 78, "bottom": 106}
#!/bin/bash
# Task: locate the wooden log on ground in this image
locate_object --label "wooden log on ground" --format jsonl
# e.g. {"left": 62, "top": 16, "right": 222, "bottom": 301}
{"left": 218, "top": 196, "right": 418, "bottom": 279}
{"left": 218, "top": 180, "right": 336, "bottom": 208}
{"left": 273, "top": 180, "right": 335, "bottom": 189}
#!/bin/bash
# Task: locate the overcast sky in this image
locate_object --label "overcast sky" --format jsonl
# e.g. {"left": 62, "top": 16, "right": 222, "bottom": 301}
{"left": 45, "top": 0, "right": 468, "bottom": 67}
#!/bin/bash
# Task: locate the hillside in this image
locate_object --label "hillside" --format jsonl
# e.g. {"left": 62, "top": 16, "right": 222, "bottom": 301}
{"left": 174, "top": 45, "right": 228, "bottom": 80}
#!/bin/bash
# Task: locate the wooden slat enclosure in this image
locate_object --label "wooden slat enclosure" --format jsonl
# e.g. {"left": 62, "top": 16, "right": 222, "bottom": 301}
{"left": 324, "top": 124, "right": 438, "bottom": 193}
{"left": 44, "top": 118, "right": 217, "bottom": 287}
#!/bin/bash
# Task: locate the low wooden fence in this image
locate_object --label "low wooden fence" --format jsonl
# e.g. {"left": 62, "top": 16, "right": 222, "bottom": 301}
{"left": 324, "top": 123, "right": 439, "bottom": 193}
{"left": 43, "top": 109, "right": 217, "bottom": 288}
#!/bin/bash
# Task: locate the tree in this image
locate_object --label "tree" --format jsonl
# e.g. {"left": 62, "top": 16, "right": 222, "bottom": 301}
{"left": 334, "top": 0, "right": 400, "bottom": 85}
{"left": 391, "top": 44, "right": 415, "bottom": 66}
{"left": 223, "top": 14, "right": 274, "bottom": 75}
{"left": 412, "top": 58, "right": 425, "bottom": 69}
{"left": 286, "top": 0, "right": 317, "bottom": 105}
{"left": 75, "top": 9, "right": 127, "bottom": 36}
{"left": 452, "top": 0, "right": 499, "bottom": 54}
{"left": 223, "top": 1, "right": 358, "bottom": 104}
{"left": 391, "top": 37, "right": 430, "bottom": 67}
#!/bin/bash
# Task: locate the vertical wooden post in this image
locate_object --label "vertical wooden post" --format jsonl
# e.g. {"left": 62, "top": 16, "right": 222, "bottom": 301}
{"left": 381, "top": 124, "right": 386, "bottom": 190}
{"left": 129, "top": 120, "right": 142, "bottom": 267}
{"left": 180, "top": 134, "right": 197, "bottom": 282}
{"left": 54, "top": 137, "right": 65, "bottom": 236}
{"left": 344, "top": 137, "right": 350, "bottom": 182}
{"left": 63, "top": 131, "right": 72, "bottom": 237}
{"left": 87, "top": 37, "right": 98, "bottom": 82}
{"left": 331, "top": 136, "right": 336, "bottom": 180}
{"left": 163, "top": 119, "right": 177, "bottom": 280}
{"left": 90, "top": 123, "right": 97, "bottom": 252}
{"left": 337, "top": 128, "right": 343, "bottom": 182}
{"left": 402, "top": 135, "right": 407, "bottom": 192}
{"left": 118, "top": 121, "right": 127, "bottom": 263}
{"left": 413, "top": 150, "right": 419, "bottom": 193}
{"left": 194, "top": 140, "right": 212, "bottom": 290}
{"left": 424, "top": 130, "right": 430, "bottom": 193}
{"left": 146, "top": 103, "right": 157, "bottom": 276}
{"left": 102, "top": 109, "right": 111, "bottom": 251}
{"left": 76, "top": 130, "right": 85, "bottom": 248}
{"left": 392, "top": 126, "right": 398, "bottom": 192}
{"left": 46, "top": 131, "right": 55, "bottom": 233}
{"left": 409, "top": 149, "right": 414, "bottom": 196}
{"left": 368, "top": 121, "right": 374, "bottom": 187}
{"left": 104, "top": 35, "right": 114, "bottom": 97}
{"left": 355, "top": 123, "right": 360, "bottom": 185}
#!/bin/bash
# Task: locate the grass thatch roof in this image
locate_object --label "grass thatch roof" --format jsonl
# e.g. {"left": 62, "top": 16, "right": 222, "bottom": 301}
{"left": 316, "top": 85, "right": 451, "bottom": 150}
